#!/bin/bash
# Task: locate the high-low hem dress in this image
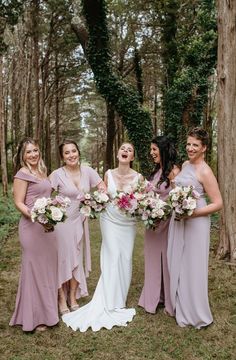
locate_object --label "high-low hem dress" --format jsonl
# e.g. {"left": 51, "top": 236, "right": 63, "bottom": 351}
{"left": 167, "top": 162, "right": 213, "bottom": 329}
{"left": 9, "top": 171, "right": 59, "bottom": 332}
{"left": 62, "top": 170, "right": 139, "bottom": 332}
{"left": 50, "top": 166, "right": 102, "bottom": 300}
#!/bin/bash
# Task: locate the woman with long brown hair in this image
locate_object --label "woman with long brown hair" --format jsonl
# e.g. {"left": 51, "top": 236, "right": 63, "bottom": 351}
{"left": 49, "top": 140, "right": 105, "bottom": 315}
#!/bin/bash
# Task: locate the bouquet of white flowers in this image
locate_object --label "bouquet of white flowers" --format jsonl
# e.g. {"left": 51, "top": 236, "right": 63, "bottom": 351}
{"left": 137, "top": 193, "right": 172, "bottom": 230}
{"left": 79, "top": 190, "right": 110, "bottom": 219}
{"left": 31, "top": 195, "right": 71, "bottom": 231}
{"left": 168, "top": 185, "right": 200, "bottom": 220}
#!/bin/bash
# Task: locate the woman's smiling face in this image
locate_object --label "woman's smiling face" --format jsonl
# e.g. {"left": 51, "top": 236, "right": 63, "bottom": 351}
{"left": 23, "top": 143, "right": 40, "bottom": 168}
{"left": 150, "top": 143, "right": 161, "bottom": 164}
{"left": 62, "top": 143, "right": 80, "bottom": 167}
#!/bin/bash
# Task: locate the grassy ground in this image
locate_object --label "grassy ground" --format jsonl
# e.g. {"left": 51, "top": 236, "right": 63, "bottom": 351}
{"left": 0, "top": 202, "right": 235, "bottom": 359}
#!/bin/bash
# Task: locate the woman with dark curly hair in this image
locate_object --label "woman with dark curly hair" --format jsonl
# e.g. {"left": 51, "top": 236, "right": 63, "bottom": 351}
{"left": 139, "top": 135, "right": 180, "bottom": 316}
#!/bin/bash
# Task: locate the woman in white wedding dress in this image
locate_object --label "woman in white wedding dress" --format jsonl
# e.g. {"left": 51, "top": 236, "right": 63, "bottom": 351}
{"left": 62, "top": 143, "right": 142, "bottom": 332}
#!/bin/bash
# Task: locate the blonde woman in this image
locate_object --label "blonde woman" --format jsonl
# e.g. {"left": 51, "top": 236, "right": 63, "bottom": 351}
{"left": 10, "top": 138, "right": 59, "bottom": 332}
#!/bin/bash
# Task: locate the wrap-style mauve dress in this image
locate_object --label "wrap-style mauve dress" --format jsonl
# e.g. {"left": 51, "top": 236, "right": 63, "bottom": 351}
{"left": 10, "top": 170, "right": 59, "bottom": 331}
{"left": 50, "top": 165, "right": 102, "bottom": 299}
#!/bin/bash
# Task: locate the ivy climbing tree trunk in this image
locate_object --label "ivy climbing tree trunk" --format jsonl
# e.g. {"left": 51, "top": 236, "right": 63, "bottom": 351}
{"left": 78, "top": 0, "right": 153, "bottom": 174}
{"left": 217, "top": 0, "right": 236, "bottom": 262}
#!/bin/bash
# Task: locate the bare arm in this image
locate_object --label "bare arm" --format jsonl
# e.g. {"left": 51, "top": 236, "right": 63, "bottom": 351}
{"left": 169, "top": 165, "right": 180, "bottom": 181}
{"left": 193, "top": 166, "right": 223, "bottom": 217}
{"left": 97, "top": 180, "right": 107, "bottom": 192}
{"left": 13, "top": 178, "right": 31, "bottom": 218}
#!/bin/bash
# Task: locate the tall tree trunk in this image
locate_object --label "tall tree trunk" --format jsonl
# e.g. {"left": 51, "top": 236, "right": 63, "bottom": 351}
{"left": 32, "top": 0, "right": 41, "bottom": 140}
{"left": 54, "top": 52, "right": 60, "bottom": 168}
{"left": 24, "top": 41, "right": 33, "bottom": 137}
{"left": 73, "top": 1, "right": 153, "bottom": 175}
{"left": 0, "top": 56, "right": 8, "bottom": 195}
{"left": 217, "top": 0, "right": 236, "bottom": 262}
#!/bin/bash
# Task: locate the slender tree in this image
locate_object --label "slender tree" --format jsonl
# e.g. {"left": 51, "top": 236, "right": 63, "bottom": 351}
{"left": 217, "top": 0, "right": 236, "bottom": 262}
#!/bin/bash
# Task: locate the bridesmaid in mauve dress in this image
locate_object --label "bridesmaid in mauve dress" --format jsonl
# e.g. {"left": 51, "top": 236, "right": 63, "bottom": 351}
{"left": 138, "top": 136, "right": 179, "bottom": 315}
{"left": 167, "top": 127, "right": 222, "bottom": 329}
{"left": 10, "top": 138, "right": 59, "bottom": 332}
{"left": 49, "top": 140, "right": 105, "bottom": 315}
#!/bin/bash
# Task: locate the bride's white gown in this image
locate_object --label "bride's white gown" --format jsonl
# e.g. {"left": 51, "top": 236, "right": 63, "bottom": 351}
{"left": 62, "top": 170, "right": 138, "bottom": 332}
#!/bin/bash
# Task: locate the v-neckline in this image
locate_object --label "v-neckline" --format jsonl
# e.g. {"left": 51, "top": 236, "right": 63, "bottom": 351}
{"left": 62, "top": 166, "right": 82, "bottom": 192}
{"left": 109, "top": 169, "right": 139, "bottom": 192}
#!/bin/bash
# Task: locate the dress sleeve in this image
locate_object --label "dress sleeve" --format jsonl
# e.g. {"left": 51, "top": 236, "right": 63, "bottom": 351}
{"left": 14, "top": 170, "right": 38, "bottom": 183}
{"left": 87, "top": 166, "right": 103, "bottom": 188}
{"left": 49, "top": 170, "right": 60, "bottom": 190}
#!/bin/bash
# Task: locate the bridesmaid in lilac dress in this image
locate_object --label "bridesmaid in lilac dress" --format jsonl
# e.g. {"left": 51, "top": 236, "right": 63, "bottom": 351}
{"left": 10, "top": 138, "right": 59, "bottom": 332}
{"left": 139, "top": 136, "right": 179, "bottom": 315}
{"left": 167, "top": 128, "right": 222, "bottom": 329}
{"left": 49, "top": 140, "right": 105, "bottom": 315}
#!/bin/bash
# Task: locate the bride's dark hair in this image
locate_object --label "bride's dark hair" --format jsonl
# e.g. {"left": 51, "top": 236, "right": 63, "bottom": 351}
{"left": 149, "top": 136, "right": 177, "bottom": 188}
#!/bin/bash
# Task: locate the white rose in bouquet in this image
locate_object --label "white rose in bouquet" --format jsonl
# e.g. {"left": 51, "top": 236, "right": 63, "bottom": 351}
{"left": 51, "top": 206, "right": 64, "bottom": 221}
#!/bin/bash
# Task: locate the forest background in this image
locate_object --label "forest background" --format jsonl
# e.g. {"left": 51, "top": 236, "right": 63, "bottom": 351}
{"left": 1, "top": 0, "right": 235, "bottom": 261}
{"left": 0, "top": 1, "right": 235, "bottom": 359}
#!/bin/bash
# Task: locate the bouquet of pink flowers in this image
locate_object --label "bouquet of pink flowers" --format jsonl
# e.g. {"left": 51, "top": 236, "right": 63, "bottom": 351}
{"left": 112, "top": 192, "right": 139, "bottom": 217}
{"left": 168, "top": 185, "right": 200, "bottom": 220}
{"left": 112, "top": 179, "right": 171, "bottom": 228}
{"left": 112, "top": 179, "right": 154, "bottom": 218}
{"left": 79, "top": 190, "right": 110, "bottom": 219}
{"left": 137, "top": 193, "right": 172, "bottom": 230}
{"left": 31, "top": 195, "right": 71, "bottom": 231}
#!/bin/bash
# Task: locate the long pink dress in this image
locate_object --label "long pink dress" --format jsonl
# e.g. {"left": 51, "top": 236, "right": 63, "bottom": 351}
{"left": 50, "top": 165, "right": 102, "bottom": 299}
{"left": 138, "top": 169, "right": 173, "bottom": 315}
{"left": 167, "top": 162, "right": 213, "bottom": 328}
{"left": 9, "top": 170, "right": 59, "bottom": 332}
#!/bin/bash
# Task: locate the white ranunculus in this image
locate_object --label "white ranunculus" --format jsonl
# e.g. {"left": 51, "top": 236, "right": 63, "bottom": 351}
{"left": 50, "top": 206, "right": 63, "bottom": 221}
